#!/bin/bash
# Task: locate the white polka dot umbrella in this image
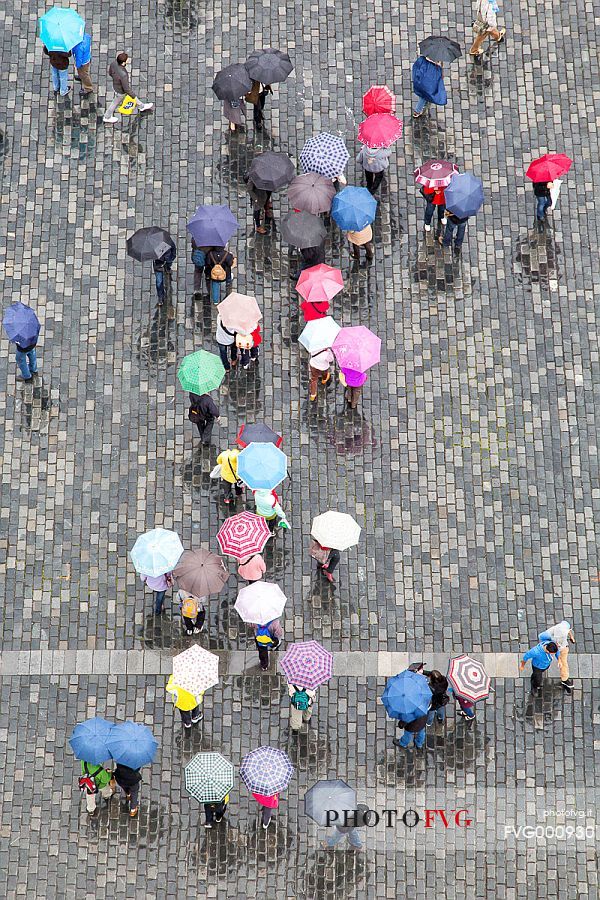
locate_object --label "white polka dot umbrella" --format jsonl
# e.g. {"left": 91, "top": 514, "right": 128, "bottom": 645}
{"left": 172, "top": 645, "right": 219, "bottom": 695}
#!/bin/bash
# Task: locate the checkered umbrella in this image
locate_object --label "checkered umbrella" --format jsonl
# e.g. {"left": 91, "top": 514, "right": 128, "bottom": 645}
{"left": 447, "top": 655, "right": 490, "bottom": 702}
{"left": 234, "top": 581, "right": 287, "bottom": 625}
{"left": 300, "top": 133, "right": 349, "bottom": 180}
{"left": 172, "top": 645, "right": 219, "bottom": 695}
{"left": 240, "top": 746, "right": 294, "bottom": 795}
{"left": 217, "top": 512, "right": 271, "bottom": 560}
{"left": 280, "top": 641, "right": 333, "bottom": 689}
{"left": 185, "top": 752, "right": 234, "bottom": 803}
{"left": 177, "top": 349, "right": 226, "bottom": 395}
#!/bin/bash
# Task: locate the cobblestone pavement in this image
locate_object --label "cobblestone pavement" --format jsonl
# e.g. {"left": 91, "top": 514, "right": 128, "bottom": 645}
{"left": 0, "top": 0, "right": 599, "bottom": 896}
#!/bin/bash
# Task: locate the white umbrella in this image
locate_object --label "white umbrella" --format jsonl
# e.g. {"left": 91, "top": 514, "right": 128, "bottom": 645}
{"left": 311, "top": 511, "right": 361, "bottom": 551}
{"left": 235, "top": 582, "right": 287, "bottom": 625}
{"left": 172, "top": 645, "right": 219, "bottom": 695}
{"left": 130, "top": 528, "right": 184, "bottom": 576}
{"left": 298, "top": 316, "right": 341, "bottom": 354}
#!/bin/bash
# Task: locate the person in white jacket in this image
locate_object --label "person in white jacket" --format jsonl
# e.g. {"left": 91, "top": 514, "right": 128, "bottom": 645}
{"left": 469, "top": 0, "right": 506, "bottom": 58}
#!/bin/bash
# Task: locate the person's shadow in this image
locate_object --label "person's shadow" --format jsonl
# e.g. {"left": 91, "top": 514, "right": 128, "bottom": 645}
{"left": 163, "top": 0, "right": 199, "bottom": 31}
{"left": 514, "top": 225, "right": 561, "bottom": 287}
{"left": 136, "top": 296, "right": 176, "bottom": 367}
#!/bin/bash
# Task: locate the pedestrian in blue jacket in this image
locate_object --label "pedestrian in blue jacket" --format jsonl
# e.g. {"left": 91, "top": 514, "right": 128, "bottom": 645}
{"left": 520, "top": 640, "right": 559, "bottom": 695}
{"left": 72, "top": 33, "right": 94, "bottom": 97}
{"left": 412, "top": 56, "right": 447, "bottom": 118}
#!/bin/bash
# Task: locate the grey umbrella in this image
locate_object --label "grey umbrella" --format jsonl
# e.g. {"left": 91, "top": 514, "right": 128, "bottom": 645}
{"left": 212, "top": 64, "right": 252, "bottom": 101}
{"left": 280, "top": 211, "right": 326, "bottom": 249}
{"left": 304, "top": 779, "right": 357, "bottom": 826}
{"left": 126, "top": 227, "right": 175, "bottom": 262}
{"left": 248, "top": 151, "right": 295, "bottom": 192}
{"left": 245, "top": 48, "right": 293, "bottom": 84}
{"left": 287, "top": 174, "right": 336, "bottom": 215}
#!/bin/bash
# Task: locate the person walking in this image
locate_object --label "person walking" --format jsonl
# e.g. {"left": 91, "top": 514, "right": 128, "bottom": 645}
{"left": 309, "top": 539, "right": 341, "bottom": 584}
{"left": 166, "top": 674, "right": 204, "bottom": 729}
{"left": 113, "top": 763, "right": 142, "bottom": 817}
{"left": 188, "top": 392, "right": 219, "bottom": 444}
{"left": 357, "top": 145, "right": 392, "bottom": 195}
{"left": 245, "top": 80, "right": 273, "bottom": 131}
{"left": 532, "top": 181, "right": 553, "bottom": 230}
{"left": 347, "top": 226, "right": 374, "bottom": 268}
{"left": 322, "top": 804, "right": 369, "bottom": 850}
{"left": 191, "top": 239, "right": 211, "bottom": 299}
{"left": 421, "top": 185, "right": 446, "bottom": 235}
{"left": 440, "top": 210, "right": 470, "bottom": 255}
{"left": 235, "top": 324, "right": 261, "bottom": 369}
{"left": 290, "top": 241, "right": 326, "bottom": 281}
{"left": 206, "top": 246, "right": 236, "bottom": 305}
{"left": 244, "top": 175, "right": 274, "bottom": 235}
{"left": 252, "top": 618, "right": 283, "bottom": 670}
{"left": 140, "top": 569, "right": 173, "bottom": 614}
{"left": 308, "top": 347, "right": 334, "bottom": 402}
{"left": 103, "top": 52, "right": 153, "bottom": 124}
{"left": 253, "top": 791, "right": 279, "bottom": 830}
{"left": 288, "top": 684, "right": 316, "bottom": 732}
{"left": 216, "top": 447, "right": 243, "bottom": 504}
{"left": 424, "top": 670, "right": 450, "bottom": 724}
{"left": 153, "top": 245, "right": 176, "bottom": 306}
{"left": 79, "top": 760, "right": 114, "bottom": 816}
{"left": 520, "top": 639, "right": 560, "bottom": 695}
{"left": 252, "top": 488, "right": 290, "bottom": 531}
{"left": 178, "top": 589, "right": 206, "bottom": 634}
{"left": 223, "top": 97, "right": 246, "bottom": 132}
{"left": 204, "top": 796, "right": 229, "bottom": 829}
{"left": 392, "top": 711, "right": 428, "bottom": 750}
{"left": 14, "top": 337, "right": 39, "bottom": 383}
{"left": 537, "top": 620, "right": 575, "bottom": 692}
{"left": 412, "top": 56, "right": 446, "bottom": 118}
{"left": 340, "top": 368, "right": 367, "bottom": 409}
{"left": 215, "top": 314, "right": 237, "bottom": 373}
{"left": 454, "top": 693, "right": 476, "bottom": 720}
{"left": 72, "top": 32, "right": 94, "bottom": 97}
{"left": 237, "top": 552, "right": 266, "bottom": 583}
{"left": 469, "top": 0, "right": 506, "bottom": 59}
{"left": 43, "top": 46, "right": 71, "bottom": 98}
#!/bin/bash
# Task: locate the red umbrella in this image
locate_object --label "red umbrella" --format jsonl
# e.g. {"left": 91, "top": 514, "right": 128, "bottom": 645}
{"left": 357, "top": 113, "right": 403, "bottom": 149}
{"left": 301, "top": 300, "right": 330, "bottom": 321}
{"left": 362, "top": 85, "right": 395, "bottom": 116}
{"left": 217, "top": 512, "right": 271, "bottom": 560}
{"left": 414, "top": 159, "right": 458, "bottom": 189}
{"left": 525, "top": 153, "right": 573, "bottom": 182}
{"left": 296, "top": 264, "right": 344, "bottom": 303}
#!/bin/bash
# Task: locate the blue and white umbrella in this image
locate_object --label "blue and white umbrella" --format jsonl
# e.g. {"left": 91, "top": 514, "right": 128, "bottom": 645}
{"left": 240, "top": 746, "right": 294, "bottom": 795}
{"left": 237, "top": 442, "right": 288, "bottom": 491}
{"left": 331, "top": 187, "right": 377, "bottom": 232}
{"left": 300, "top": 133, "right": 349, "bottom": 180}
{"left": 106, "top": 721, "right": 158, "bottom": 768}
{"left": 69, "top": 717, "right": 113, "bottom": 764}
{"left": 130, "top": 528, "right": 184, "bottom": 577}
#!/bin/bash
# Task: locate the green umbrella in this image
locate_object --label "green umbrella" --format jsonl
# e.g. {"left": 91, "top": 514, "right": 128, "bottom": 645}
{"left": 177, "top": 350, "right": 225, "bottom": 394}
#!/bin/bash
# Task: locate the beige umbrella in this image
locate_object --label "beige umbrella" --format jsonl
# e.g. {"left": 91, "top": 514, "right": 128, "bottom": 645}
{"left": 311, "top": 511, "right": 361, "bottom": 551}
{"left": 217, "top": 292, "right": 262, "bottom": 334}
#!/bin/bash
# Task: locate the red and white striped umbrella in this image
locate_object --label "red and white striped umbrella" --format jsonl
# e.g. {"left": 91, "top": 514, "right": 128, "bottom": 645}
{"left": 217, "top": 512, "right": 271, "bottom": 561}
{"left": 447, "top": 655, "right": 490, "bottom": 702}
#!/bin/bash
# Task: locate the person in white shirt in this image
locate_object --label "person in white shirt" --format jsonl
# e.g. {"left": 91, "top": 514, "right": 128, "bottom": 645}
{"left": 469, "top": 0, "right": 506, "bottom": 58}
{"left": 308, "top": 348, "right": 334, "bottom": 401}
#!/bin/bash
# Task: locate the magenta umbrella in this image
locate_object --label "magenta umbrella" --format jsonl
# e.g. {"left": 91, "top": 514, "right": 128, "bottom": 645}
{"left": 357, "top": 113, "right": 403, "bottom": 148}
{"left": 332, "top": 325, "right": 381, "bottom": 374}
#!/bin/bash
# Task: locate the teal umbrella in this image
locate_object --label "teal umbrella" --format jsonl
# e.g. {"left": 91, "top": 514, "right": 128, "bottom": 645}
{"left": 131, "top": 528, "right": 184, "bottom": 576}
{"left": 177, "top": 350, "right": 225, "bottom": 394}
{"left": 39, "top": 7, "right": 85, "bottom": 52}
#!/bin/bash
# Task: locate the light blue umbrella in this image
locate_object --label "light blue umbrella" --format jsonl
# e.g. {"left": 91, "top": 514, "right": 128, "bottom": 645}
{"left": 443, "top": 172, "right": 484, "bottom": 219}
{"left": 130, "top": 528, "right": 184, "bottom": 577}
{"left": 237, "top": 442, "right": 288, "bottom": 491}
{"left": 106, "top": 722, "right": 158, "bottom": 768}
{"left": 331, "top": 187, "right": 377, "bottom": 231}
{"left": 69, "top": 717, "right": 113, "bottom": 764}
{"left": 39, "top": 7, "right": 85, "bottom": 52}
{"left": 381, "top": 670, "right": 432, "bottom": 720}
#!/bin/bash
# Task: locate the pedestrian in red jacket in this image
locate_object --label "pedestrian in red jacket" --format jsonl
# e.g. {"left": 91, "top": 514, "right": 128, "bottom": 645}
{"left": 421, "top": 186, "right": 446, "bottom": 235}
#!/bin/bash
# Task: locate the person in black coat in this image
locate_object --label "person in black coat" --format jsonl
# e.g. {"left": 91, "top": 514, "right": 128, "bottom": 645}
{"left": 533, "top": 181, "right": 553, "bottom": 229}
{"left": 290, "top": 241, "right": 326, "bottom": 281}
{"left": 424, "top": 670, "right": 449, "bottom": 725}
{"left": 204, "top": 797, "right": 229, "bottom": 828}
{"left": 440, "top": 211, "right": 469, "bottom": 255}
{"left": 113, "top": 764, "right": 142, "bottom": 817}
{"left": 188, "top": 393, "right": 220, "bottom": 444}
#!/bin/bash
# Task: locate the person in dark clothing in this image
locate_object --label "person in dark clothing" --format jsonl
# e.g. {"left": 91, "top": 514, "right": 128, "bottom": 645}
{"left": 423, "top": 670, "right": 449, "bottom": 724}
{"left": 154, "top": 245, "right": 176, "bottom": 304}
{"left": 188, "top": 392, "right": 219, "bottom": 444}
{"left": 254, "top": 84, "right": 273, "bottom": 129}
{"left": 43, "top": 46, "right": 71, "bottom": 97}
{"left": 191, "top": 239, "right": 211, "bottom": 298}
{"left": 103, "top": 52, "right": 153, "bottom": 123}
{"left": 392, "top": 713, "right": 428, "bottom": 749}
{"left": 113, "top": 764, "right": 142, "bottom": 817}
{"left": 243, "top": 174, "right": 274, "bottom": 234}
{"left": 440, "top": 211, "right": 469, "bottom": 255}
{"left": 204, "top": 797, "right": 229, "bottom": 828}
{"left": 206, "top": 247, "right": 236, "bottom": 304}
{"left": 15, "top": 340, "right": 39, "bottom": 382}
{"left": 533, "top": 181, "right": 553, "bottom": 228}
{"left": 290, "top": 242, "right": 326, "bottom": 280}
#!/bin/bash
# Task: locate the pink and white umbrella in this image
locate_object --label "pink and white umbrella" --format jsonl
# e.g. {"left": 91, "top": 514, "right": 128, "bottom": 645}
{"left": 357, "top": 113, "right": 403, "bottom": 148}
{"left": 332, "top": 325, "right": 381, "bottom": 374}
{"left": 414, "top": 159, "right": 459, "bottom": 189}
{"left": 217, "top": 512, "right": 271, "bottom": 560}
{"left": 447, "top": 655, "right": 490, "bottom": 702}
{"left": 296, "top": 264, "right": 344, "bottom": 303}
{"left": 172, "top": 645, "right": 219, "bottom": 695}
{"left": 235, "top": 581, "right": 287, "bottom": 625}
{"left": 217, "top": 292, "right": 262, "bottom": 334}
{"left": 280, "top": 640, "right": 333, "bottom": 689}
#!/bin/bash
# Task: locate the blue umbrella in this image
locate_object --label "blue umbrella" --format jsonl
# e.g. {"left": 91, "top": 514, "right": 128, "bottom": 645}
{"left": 300, "top": 133, "right": 349, "bottom": 180}
{"left": 39, "top": 7, "right": 85, "bottom": 52}
{"left": 331, "top": 187, "right": 377, "bottom": 232}
{"left": 2, "top": 303, "right": 41, "bottom": 346}
{"left": 237, "top": 442, "right": 288, "bottom": 491}
{"left": 240, "top": 746, "right": 294, "bottom": 795}
{"left": 186, "top": 205, "right": 238, "bottom": 247}
{"left": 69, "top": 717, "right": 113, "bottom": 764}
{"left": 106, "top": 722, "right": 158, "bottom": 768}
{"left": 381, "top": 670, "right": 432, "bottom": 720}
{"left": 130, "top": 528, "right": 184, "bottom": 577}
{"left": 443, "top": 172, "right": 484, "bottom": 218}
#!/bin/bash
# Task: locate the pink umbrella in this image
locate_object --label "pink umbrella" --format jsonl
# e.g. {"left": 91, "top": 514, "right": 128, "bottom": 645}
{"left": 357, "top": 114, "right": 403, "bottom": 149}
{"left": 414, "top": 159, "right": 458, "bottom": 189}
{"left": 296, "top": 264, "right": 344, "bottom": 303}
{"left": 280, "top": 640, "right": 333, "bottom": 690}
{"left": 217, "top": 512, "right": 271, "bottom": 560}
{"left": 333, "top": 325, "right": 381, "bottom": 373}
{"left": 217, "top": 292, "right": 262, "bottom": 334}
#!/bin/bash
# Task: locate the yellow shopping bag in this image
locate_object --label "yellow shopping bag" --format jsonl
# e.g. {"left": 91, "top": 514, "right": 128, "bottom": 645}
{"left": 117, "top": 94, "right": 138, "bottom": 115}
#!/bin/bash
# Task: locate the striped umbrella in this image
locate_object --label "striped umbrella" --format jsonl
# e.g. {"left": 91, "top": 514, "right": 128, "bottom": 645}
{"left": 172, "top": 645, "right": 219, "bottom": 695}
{"left": 217, "top": 512, "right": 271, "bottom": 560}
{"left": 280, "top": 641, "right": 333, "bottom": 689}
{"left": 300, "top": 133, "right": 349, "bottom": 180}
{"left": 240, "top": 746, "right": 294, "bottom": 795}
{"left": 185, "top": 752, "right": 234, "bottom": 803}
{"left": 447, "top": 655, "right": 490, "bottom": 702}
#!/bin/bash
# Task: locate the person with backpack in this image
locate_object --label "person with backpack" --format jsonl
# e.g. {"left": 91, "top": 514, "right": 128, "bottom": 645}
{"left": 288, "top": 684, "right": 317, "bottom": 732}
{"left": 191, "top": 238, "right": 211, "bottom": 299}
{"left": 178, "top": 589, "right": 206, "bottom": 634}
{"left": 237, "top": 552, "right": 267, "bottom": 583}
{"left": 235, "top": 324, "right": 262, "bottom": 369}
{"left": 252, "top": 488, "right": 290, "bottom": 531}
{"left": 188, "top": 392, "right": 220, "bottom": 444}
{"left": 412, "top": 55, "right": 446, "bottom": 119}
{"left": 113, "top": 763, "right": 143, "bottom": 817}
{"left": 216, "top": 447, "right": 243, "bottom": 504}
{"left": 252, "top": 618, "right": 283, "bottom": 670}
{"left": 140, "top": 569, "right": 173, "bottom": 615}
{"left": 346, "top": 226, "right": 374, "bottom": 268}
{"left": 309, "top": 539, "right": 341, "bottom": 584}
{"left": 204, "top": 796, "right": 229, "bottom": 828}
{"left": 166, "top": 673, "right": 204, "bottom": 728}
{"left": 153, "top": 244, "right": 177, "bottom": 306}
{"left": 79, "top": 760, "right": 115, "bottom": 816}
{"left": 206, "top": 246, "right": 236, "bottom": 304}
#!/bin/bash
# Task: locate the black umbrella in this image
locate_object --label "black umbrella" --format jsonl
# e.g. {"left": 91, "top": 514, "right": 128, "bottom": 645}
{"left": 280, "top": 211, "right": 326, "bottom": 249}
{"left": 212, "top": 64, "right": 252, "bottom": 101}
{"left": 126, "top": 227, "right": 176, "bottom": 262}
{"left": 245, "top": 48, "right": 293, "bottom": 84}
{"left": 248, "top": 151, "right": 295, "bottom": 192}
{"left": 236, "top": 422, "right": 283, "bottom": 448}
{"left": 418, "top": 35, "right": 462, "bottom": 63}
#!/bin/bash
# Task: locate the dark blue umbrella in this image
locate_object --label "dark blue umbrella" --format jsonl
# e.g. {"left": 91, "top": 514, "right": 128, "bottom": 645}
{"left": 300, "top": 133, "right": 349, "bottom": 180}
{"left": 106, "top": 721, "right": 158, "bottom": 768}
{"left": 69, "top": 717, "right": 113, "bottom": 764}
{"left": 187, "top": 205, "right": 238, "bottom": 247}
{"left": 2, "top": 303, "right": 40, "bottom": 346}
{"left": 381, "top": 670, "right": 432, "bottom": 720}
{"left": 240, "top": 746, "right": 294, "bottom": 795}
{"left": 331, "top": 187, "right": 377, "bottom": 232}
{"left": 443, "top": 172, "right": 484, "bottom": 218}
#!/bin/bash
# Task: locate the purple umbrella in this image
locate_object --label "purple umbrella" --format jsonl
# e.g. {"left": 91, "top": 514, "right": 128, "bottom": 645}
{"left": 332, "top": 326, "right": 381, "bottom": 374}
{"left": 187, "top": 205, "right": 238, "bottom": 246}
{"left": 240, "top": 746, "right": 294, "bottom": 795}
{"left": 2, "top": 303, "right": 41, "bottom": 346}
{"left": 280, "top": 641, "right": 333, "bottom": 690}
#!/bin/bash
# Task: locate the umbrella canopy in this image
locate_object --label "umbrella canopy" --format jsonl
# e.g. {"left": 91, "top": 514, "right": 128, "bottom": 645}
{"left": 248, "top": 151, "right": 295, "bottom": 192}
{"left": 301, "top": 300, "right": 330, "bottom": 321}
{"left": 212, "top": 63, "right": 252, "bottom": 100}
{"left": 131, "top": 528, "right": 184, "bottom": 577}
{"left": 237, "top": 442, "right": 288, "bottom": 490}
{"left": 287, "top": 173, "right": 336, "bottom": 215}
{"left": 177, "top": 349, "right": 226, "bottom": 394}
{"left": 444, "top": 172, "right": 484, "bottom": 218}
{"left": 240, "top": 746, "right": 294, "bottom": 795}
{"left": 69, "top": 717, "right": 113, "bottom": 765}
{"left": 331, "top": 188, "right": 377, "bottom": 232}
{"left": 414, "top": 159, "right": 458, "bottom": 189}
{"left": 2, "top": 303, "right": 41, "bottom": 346}
{"left": 304, "top": 779, "right": 357, "bottom": 826}
{"left": 362, "top": 85, "right": 396, "bottom": 116}
{"left": 280, "top": 211, "right": 326, "bottom": 249}
{"left": 126, "top": 227, "right": 175, "bottom": 262}
{"left": 172, "top": 644, "right": 220, "bottom": 695}
{"left": 185, "top": 752, "right": 235, "bottom": 803}
{"left": 235, "top": 581, "right": 287, "bottom": 625}
{"left": 332, "top": 325, "right": 381, "bottom": 373}
{"left": 217, "top": 512, "right": 271, "bottom": 559}
{"left": 300, "top": 133, "right": 349, "bottom": 179}
{"left": 311, "top": 511, "right": 361, "bottom": 551}
{"left": 419, "top": 35, "right": 462, "bottom": 63}
{"left": 236, "top": 423, "right": 283, "bottom": 449}
{"left": 525, "top": 153, "right": 573, "bottom": 182}
{"left": 296, "top": 265, "right": 344, "bottom": 303}
{"left": 299, "top": 317, "right": 341, "bottom": 355}
{"left": 106, "top": 721, "right": 158, "bottom": 768}
{"left": 280, "top": 640, "right": 333, "bottom": 689}
{"left": 447, "top": 655, "right": 491, "bottom": 702}
{"left": 358, "top": 113, "right": 403, "bottom": 148}
{"left": 173, "top": 549, "right": 229, "bottom": 597}
{"left": 187, "top": 204, "right": 238, "bottom": 246}
{"left": 382, "top": 670, "right": 432, "bottom": 720}
{"left": 217, "top": 292, "right": 262, "bottom": 334}
{"left": 39, "top": 6, "right": 85, "bottom": 51}
{"left": 245, "top": 48, "right": 293, "bottom": 83}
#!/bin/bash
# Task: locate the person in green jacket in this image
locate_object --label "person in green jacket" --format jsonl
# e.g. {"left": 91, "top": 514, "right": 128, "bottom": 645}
{"left": 80, "top": 760, "right": 114, "bottom": 815}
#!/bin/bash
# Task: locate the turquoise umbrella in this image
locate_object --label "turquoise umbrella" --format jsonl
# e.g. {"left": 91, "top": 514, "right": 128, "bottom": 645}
{"left": 131, "top": 528, "right": 184, "bottom": 577}
{"left": 39, "top": 7, "right": 85, "bottom": 52}
{"left": 177, "top": 349, "right": 225, "bottom": 395}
